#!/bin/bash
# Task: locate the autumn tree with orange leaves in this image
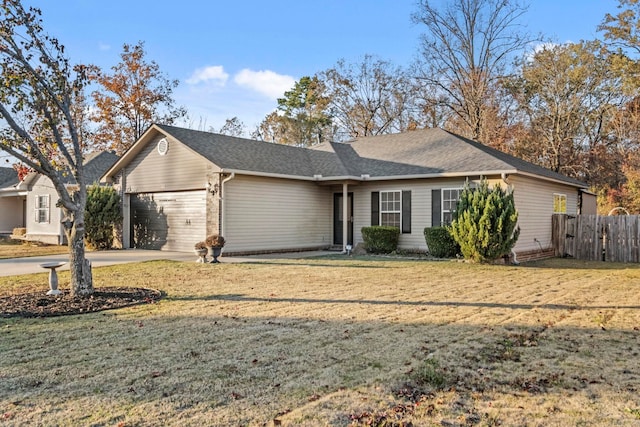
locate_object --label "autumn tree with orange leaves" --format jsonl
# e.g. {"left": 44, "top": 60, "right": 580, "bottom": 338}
{"left": 90, "top": 41, "right": 187, "bottom": 154}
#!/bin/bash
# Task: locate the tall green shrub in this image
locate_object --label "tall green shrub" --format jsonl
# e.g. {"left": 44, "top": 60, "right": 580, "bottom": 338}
{"left": 449, "top": 179, "right": 520, "bottom": 263}
{"left": 361, "top": 226, "right": 400, "bottom": 254}
{"left": 85, "top": 185, "right": 122, "bottom": 250}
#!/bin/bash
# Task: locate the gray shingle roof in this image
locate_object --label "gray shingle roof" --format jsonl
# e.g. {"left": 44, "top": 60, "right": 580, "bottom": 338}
{"left": 325, "top": 129, "right": 586, "bottom": 186}
{"left": 157, "top": 125, "right": 322, "bottom": 177}
{"left": 55, "top": 151, "right": 120, "bottom": 185}
{"left": 82, "top": 151, "right": 120, "bottom": 184}
{"left": 155, "top": 125, "right": 586, "bottom": 188}
{"left": 0, "top": 167, "right": 18, "bottom": 189}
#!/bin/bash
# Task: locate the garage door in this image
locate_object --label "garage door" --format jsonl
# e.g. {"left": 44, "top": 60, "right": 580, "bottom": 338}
{"left": 130, "top": 190, "right": 206, "bottom": 252}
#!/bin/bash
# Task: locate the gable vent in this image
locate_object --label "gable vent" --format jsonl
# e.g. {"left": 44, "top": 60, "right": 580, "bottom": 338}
{"left": 157, "top": 137, "right": 169, "bottom": 155}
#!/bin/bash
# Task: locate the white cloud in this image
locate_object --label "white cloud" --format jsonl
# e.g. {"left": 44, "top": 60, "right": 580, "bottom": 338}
{"left": 186, "top": 65, "right": 229, "bottom": 86}
{"left": 233, "top": 69, "right": 295, "bottom": 100}
{"left": 98, "top": 42, "right": 111, "bottom": 51}
{"left": 533, "top": 42, "right": 560, "bottom": 53}
{"left": 526, "top": 42, "right": 561, "bottom": 62}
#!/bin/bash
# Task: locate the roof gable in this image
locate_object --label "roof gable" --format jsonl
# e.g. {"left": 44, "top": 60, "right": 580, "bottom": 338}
{"left": 157, "top": 125, "right": 319, "bottom": 177}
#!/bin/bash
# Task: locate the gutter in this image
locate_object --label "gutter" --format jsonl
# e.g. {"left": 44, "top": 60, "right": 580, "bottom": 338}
{"left": 513, "top": 170, "right": 588, "bottom": 189}
{"left": 220, "top": 169, "right": 522, "bottom": 183}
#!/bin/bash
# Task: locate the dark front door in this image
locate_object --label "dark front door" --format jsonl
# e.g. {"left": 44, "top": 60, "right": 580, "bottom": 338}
{"left": 333, "top": 192, "right": 353, "bottom": 246}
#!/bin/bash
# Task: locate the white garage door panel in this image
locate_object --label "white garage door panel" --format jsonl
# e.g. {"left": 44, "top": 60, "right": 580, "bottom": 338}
{"left": 131, "top": 190, "right": 206, "bottom": 252}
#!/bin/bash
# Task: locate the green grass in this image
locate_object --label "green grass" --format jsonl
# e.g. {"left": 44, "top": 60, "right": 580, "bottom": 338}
{"left": 1, "top": 257, "right": 639, "bottom": 426}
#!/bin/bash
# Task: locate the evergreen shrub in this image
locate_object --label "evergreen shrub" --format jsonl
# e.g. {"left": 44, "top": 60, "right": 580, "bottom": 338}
{"left": 424, "top": 227, "right": 459, "bottom": 258}
{"left": 449, "top": 179, "right": 520, "bottom": 263}
{"left": 85, "top": 185, "right": 122, "bottom": 250}
{"left": 361, "top": 226, "right": 400, "bottom": 254}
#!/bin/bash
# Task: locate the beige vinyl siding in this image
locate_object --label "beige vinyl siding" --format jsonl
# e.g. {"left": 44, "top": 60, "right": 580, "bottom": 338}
{"left": 350, "top": 178, "right": 482, "bottom": 251}
{"left": 223, "top": 175, "right": 332, "bottom": 253}
{"left": 125, "top": 134, "right": 217, "bottom": 193}
{"left": 25, "top": 176, "right": 64, "bottom": 245}
{"left": 510, "top": 175, "right": 578, "bottom": 253}
{"left": 0, "top": 197, "right": 24, "bottom": 234}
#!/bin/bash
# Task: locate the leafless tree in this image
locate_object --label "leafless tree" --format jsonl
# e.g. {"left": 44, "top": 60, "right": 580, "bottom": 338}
{"left": 412, "top": 0, "right": 532, "bottom": 143}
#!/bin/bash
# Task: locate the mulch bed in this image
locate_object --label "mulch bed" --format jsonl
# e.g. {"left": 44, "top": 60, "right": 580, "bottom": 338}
{"left": 0, "top": 287, "right": 162, "bottom": 318}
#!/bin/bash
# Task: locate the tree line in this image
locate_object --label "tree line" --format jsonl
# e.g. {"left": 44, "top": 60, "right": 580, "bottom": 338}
{"left": 245, "top": 0, "right": 640, "bottom": 215}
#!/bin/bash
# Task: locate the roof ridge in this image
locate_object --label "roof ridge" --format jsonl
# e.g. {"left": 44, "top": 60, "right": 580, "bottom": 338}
{"left": 440, "top": 129, "right": 586, "bottom": 187}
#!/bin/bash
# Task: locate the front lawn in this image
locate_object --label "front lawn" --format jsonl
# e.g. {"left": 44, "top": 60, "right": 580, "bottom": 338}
{"left": 1, "top": 257, "right": 639, "bottom": 426}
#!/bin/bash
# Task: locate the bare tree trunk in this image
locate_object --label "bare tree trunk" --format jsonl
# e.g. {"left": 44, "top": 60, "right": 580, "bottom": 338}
{"left": 63, "top": 207, "right": 94, "bottom": 297}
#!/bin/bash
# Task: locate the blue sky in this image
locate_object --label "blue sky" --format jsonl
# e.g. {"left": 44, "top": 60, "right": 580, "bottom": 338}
{"left": 32, "top": 0, "right": 620, "bottom": 133}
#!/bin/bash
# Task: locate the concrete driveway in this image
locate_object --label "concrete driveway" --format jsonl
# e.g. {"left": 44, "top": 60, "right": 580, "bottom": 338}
{"left": 0, "top": 249, "right": 337, "bottom": 277}
{"left": 0, "top": 249, "right": 196, "bottom": 277}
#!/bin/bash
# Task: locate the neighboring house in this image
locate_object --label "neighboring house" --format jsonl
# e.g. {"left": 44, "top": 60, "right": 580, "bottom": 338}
{"left": 101, "top": 124, "right": 595, "bottom": 260}
{"left": 0, "top": 152, "right": 119, "bottom": 245}
{"left": 0, "top": 167, "right": 24, "bottom": 236}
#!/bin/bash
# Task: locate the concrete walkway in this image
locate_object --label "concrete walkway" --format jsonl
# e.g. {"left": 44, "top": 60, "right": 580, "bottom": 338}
{"left": 0, "top": 249, "right": 337, "bottom": 277}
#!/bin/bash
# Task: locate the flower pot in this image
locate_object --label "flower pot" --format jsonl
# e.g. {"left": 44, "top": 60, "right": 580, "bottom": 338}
{"left": 208, "top": 246, "right": 222, "bottom": 263}
{"left": 195, "top": 248, "right": 208, "bottom": 263}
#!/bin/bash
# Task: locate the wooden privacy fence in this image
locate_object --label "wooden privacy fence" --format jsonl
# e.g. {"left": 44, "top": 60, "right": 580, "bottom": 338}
{"left": 552, "top": 214, "right": 640, "bottom": 262}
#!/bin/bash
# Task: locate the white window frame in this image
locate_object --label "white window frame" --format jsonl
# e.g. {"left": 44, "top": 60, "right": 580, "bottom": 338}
{"left": 553, "top": 193, "right": 567, "bottom": 214}
{"left": 35, "top": 194, "right": 50, "bottom": 223}
{"left": 442, "top": 188, "right": 463, "bottom": 225}
{"left": 380, "top": 190, "right": 402, "bottom": 228}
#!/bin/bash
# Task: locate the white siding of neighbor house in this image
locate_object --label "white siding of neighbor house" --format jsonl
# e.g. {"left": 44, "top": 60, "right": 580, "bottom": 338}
{"left": 25, "top": 175, "right": 64, "bottom": 245}
{"left": 0, "top": 197, "right": 24, "bottom": 234}
{"left": 223, "top": 175, "right": 332, "bottom": 253}
{"left": 124, "top": 134, "right": 218, "bottom": 193}
{"left": 509, "top": 175, "right": 579, "bottom": 254}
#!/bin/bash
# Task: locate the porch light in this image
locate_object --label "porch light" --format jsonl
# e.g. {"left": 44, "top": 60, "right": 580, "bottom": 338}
{"left": 206, "top": 182, "right": 219, "bottom": 195}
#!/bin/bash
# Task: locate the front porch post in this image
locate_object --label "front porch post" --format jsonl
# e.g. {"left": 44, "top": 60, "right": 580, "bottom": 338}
{"left": 342, "top": 182, "right": 348, "bottom": 252}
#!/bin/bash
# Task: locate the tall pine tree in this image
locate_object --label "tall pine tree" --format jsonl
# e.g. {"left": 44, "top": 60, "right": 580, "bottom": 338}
{"left": 449, "top": 179, "right": 520, "bottom": 263}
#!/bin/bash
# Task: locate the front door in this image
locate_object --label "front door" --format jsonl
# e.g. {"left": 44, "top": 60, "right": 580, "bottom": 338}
{"left": 333, "top": 193, "right": 353, "bottom": 246}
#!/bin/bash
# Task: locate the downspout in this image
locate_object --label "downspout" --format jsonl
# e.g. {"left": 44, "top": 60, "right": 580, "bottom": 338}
{"left": 501, "top": 173, "right": 520, "bottom": 265}
{"left": 220, "top": 173, "right": 235, "bottom": 243}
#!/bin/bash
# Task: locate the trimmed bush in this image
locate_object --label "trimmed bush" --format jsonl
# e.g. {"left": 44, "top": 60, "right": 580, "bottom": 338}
{"left": 85, "top": 185, "right": 122, "bottom": 250}
{"left": 361, "top": 226, "right": 400, "bottom": 254}
{"left": 424, "top": 227, "right": 459, "bottom": 258}
{"left": 449, "top": 179, "right": 520, "bottom": 263}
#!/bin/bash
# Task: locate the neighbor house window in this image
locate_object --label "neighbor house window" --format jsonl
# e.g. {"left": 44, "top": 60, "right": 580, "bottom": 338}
{"left": 380, "top": 190, "right": 401, "bottom": 228}
{"left": 442, "top": 188, "right": 463, "bottom": 225}
{"left": 553, "top": 193, "right": 567, "bottom": 214}
{"left": 35, "top": 195, "right": 50, "bottom": 223}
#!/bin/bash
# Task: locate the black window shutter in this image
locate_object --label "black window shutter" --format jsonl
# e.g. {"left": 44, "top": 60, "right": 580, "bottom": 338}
{"left": 402, "top": 190, "right": 411, "bottom": 233}
{"left": 431, "top": 189, "right": 441, "bottom": 227}
{"left": 371, "top": 191, "right": 380, "bottom": 226}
